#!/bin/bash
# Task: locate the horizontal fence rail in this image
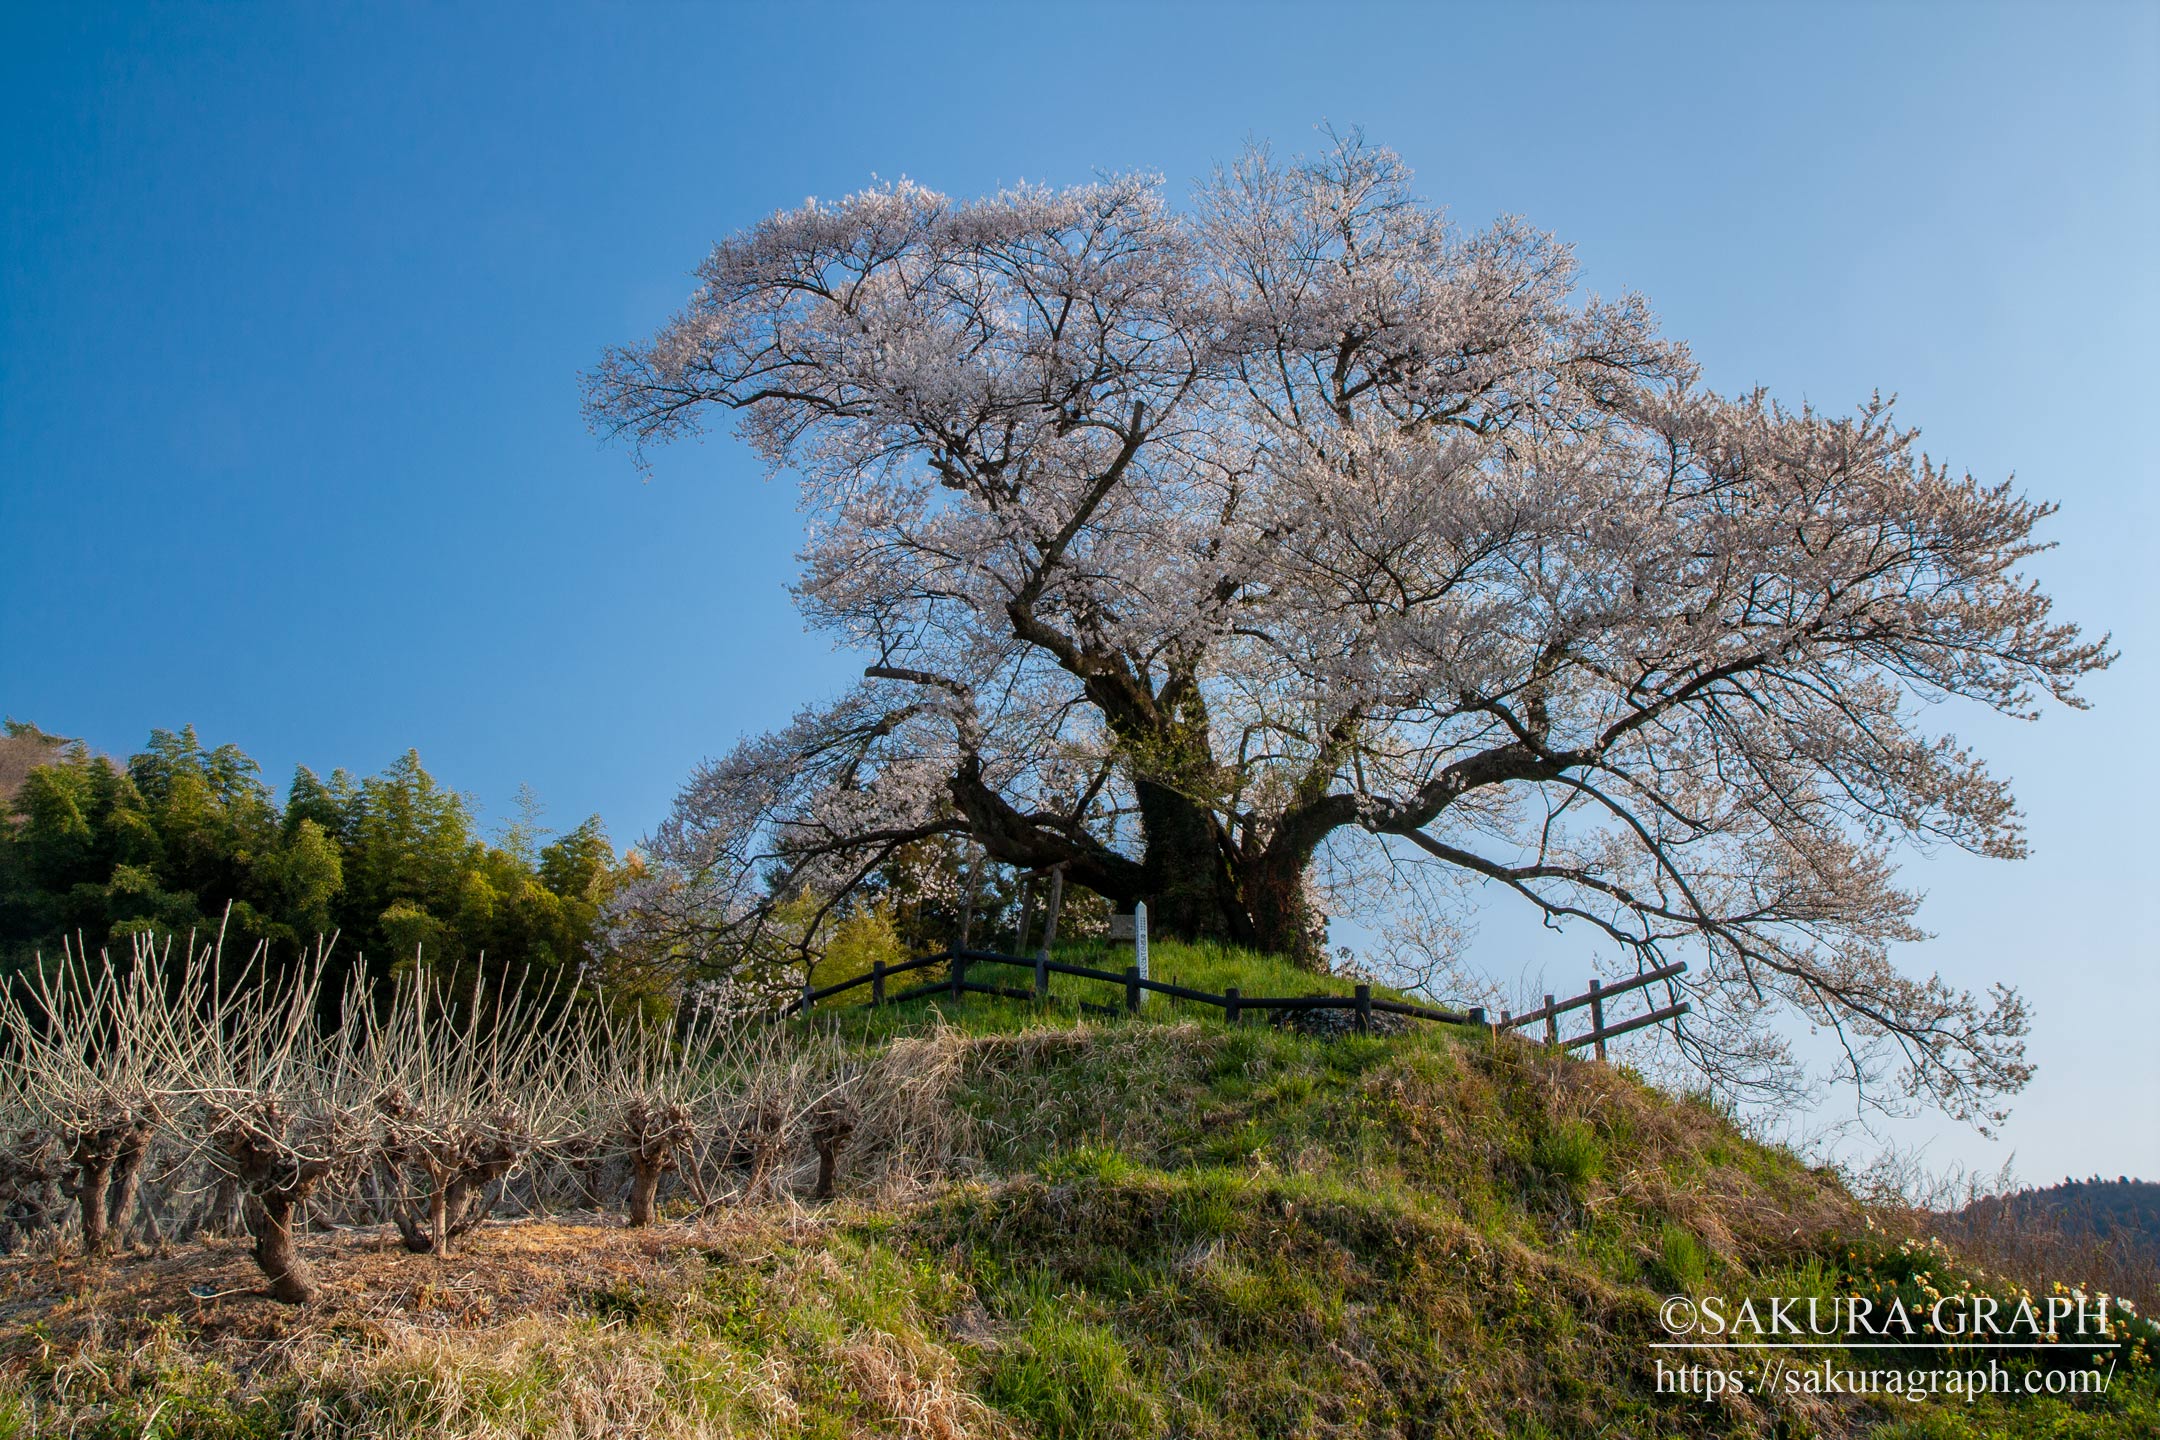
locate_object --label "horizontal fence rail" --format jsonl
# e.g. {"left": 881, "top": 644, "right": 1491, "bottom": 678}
{"left": 1497, "top": 960, "right": 1691, "bottom": 1059}
{"left": 783, "top": 948, "right": 1689, "bottom": 1051}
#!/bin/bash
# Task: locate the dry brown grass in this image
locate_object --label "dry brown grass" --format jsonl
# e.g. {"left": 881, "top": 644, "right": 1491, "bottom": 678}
{"left": 1526, "top": 1040, "right": 1863, "bottom": 1269}
{"left": 0, "top": 1220, "right": 686, "bottom": 1356}
{"left": 0, "top": 1209, "right": 1015, "bottom": 1440}
{"left": 841, "top": 1023, "right": 979, "bottom": 1196}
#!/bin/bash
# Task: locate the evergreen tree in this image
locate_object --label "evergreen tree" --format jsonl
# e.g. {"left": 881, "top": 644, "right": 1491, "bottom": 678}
{"left": 0, "top": 721, "right": 629, "bottom": 1007}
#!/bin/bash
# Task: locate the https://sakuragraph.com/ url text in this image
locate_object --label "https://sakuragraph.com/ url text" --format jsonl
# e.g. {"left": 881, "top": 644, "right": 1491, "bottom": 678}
{"left": 1650, "top": 1291, "right": 2130, "bottom": 1404}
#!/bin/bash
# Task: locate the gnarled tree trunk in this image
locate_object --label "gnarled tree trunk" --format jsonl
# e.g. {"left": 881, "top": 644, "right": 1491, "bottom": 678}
{"left": 435, "top": 1156, "right": 512, "bottom": 1251}
{"left": 1133, "top": 779, "right": 1250, "bottom": 948}
{"left": 248, "top": 1194, "right": 316, "bottom": 1304}
{"left": 103, "top": 1122, "right": 153, "bottom": 1250}
{"left": 67, "top": 1130, "right": 121, "bottom": 1256}
{"left": 626, "top": 1146, "right": 670, "bottom": 1227}
{"left": 809, "top": 1097, "right": 857, "bottom": 1201}
{"left": 1241, "top": 851, "right": 1323, "bottom": 969}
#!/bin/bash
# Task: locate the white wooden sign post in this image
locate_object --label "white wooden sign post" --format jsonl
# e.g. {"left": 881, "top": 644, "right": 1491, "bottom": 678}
{"left": 1133, "top": 901, "right": 1149, "bottom": 1003}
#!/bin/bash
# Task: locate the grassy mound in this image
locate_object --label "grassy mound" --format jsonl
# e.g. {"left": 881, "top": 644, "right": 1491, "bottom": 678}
{"left": 2, "top": 941, "right": 2152, "bottom": 1438}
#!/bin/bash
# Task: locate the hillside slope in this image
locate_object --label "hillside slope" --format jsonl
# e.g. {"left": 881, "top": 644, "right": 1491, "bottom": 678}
{"left": 1, "top": 945, "right": 2153, "bottom": 1439}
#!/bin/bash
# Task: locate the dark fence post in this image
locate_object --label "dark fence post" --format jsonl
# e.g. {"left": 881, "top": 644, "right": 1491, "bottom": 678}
{"left": 801, "top": 975, "right": 814, "bottom": 1016}
{"left": 1125, "top": 965, "right": 1140, "bottom": 1013}
{"left": 1468, "top": 1006, "right": 1485, "bottom": 1028}
{"left": 872, "top": 960, "right": 886, "bottom": 1007}
{"left": 1354, "top": 984, "right": 1371, "bottom": 1035}
{"left": 1034, "top": 953, "right": 1048, "bottom": 1001}
{"left": 1224, "top": 986, "right": 1240, "bottom": 1026}
{"left": 1544, "top": 994, "right": 1558, "bottom": 1047}
{"left": 1588, "top": 978, "right": 1606, "bottom": 1061}
{"left": 952, "top": 952, "right": 967, "bottom": 1003}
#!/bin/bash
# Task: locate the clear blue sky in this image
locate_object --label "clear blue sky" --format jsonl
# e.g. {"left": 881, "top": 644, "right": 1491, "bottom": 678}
{"left": 4, "top": 2, "right": 2154, "bottom": 1185}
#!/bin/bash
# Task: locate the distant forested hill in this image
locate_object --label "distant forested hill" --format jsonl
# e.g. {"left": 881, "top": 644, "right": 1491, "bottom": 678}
{"left": 1976, "top": 1178, "right": 2160, "bottom": 1245}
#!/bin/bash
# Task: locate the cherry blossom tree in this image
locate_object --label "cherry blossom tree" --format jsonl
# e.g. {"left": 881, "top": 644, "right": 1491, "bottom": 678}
{"left": 587, "top": 132, "right": 2110, "bottom": 1126}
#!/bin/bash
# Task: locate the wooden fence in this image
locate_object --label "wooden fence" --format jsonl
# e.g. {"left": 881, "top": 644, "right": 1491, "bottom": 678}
{"left": 1494, "top": 960, "right": 1691, "bottom": 1058}
{"left": 783, "top": 947, "right": 1689, "bottom": 1052}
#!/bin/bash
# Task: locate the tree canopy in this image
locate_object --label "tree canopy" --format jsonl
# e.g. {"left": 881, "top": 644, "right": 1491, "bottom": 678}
{"left": 586, "top": 132, "right": 2110, "bottom": 1127}
{"left": 0, "top": 719, "right": 627, "bottom": 1003}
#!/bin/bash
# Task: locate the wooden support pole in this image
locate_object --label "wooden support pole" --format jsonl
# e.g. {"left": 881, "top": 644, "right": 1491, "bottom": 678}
{"left": 1040, "top": 865, "right": 1065, "bottom": 956}
{"left": 802, "top": 975, "right": 814, "bottom": 1015}
{"left": 1354, "top": 984, "right": 1372, "bottom": 1035}
{"left": 1544, "top": 994, "right": 1558, "bottom": 1047}
{"left": 957, "top": 846, "right": 984, "bottom": 949}
{"left": 1588, "top": 978, "right": 1606, "bottom": 1061}
{"left": 872, "top": 961, "right": 886, "bottom": 1007}
{"left": 1125, "top": 965, "right": 1141, "bottom": 1014}
{"left": 951, "top": 951, "right": 967, "bottom": 1004}
{"left": 1034, "top": 953, "right": 1048, "bottom": 1002}
{"left": 1015, "top": 878, "right": 1038, "bottom": 956}
{"left": 1224, "top": 985, "right": 1240, "bottom": 1026}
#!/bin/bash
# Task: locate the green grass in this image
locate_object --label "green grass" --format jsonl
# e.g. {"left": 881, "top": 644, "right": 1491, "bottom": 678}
{"left": 1532, "top": 1118, "right": 1606, "bottom": 1190}
{"left": 806, "top": 935, "right": 1423, "bottom": 1042}
{"left": 981, "top": 1280, "right": 1159, "bottom": 1440}
{"left": 1652, "top": 1221, "right": 1711, "bottom": 1294}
